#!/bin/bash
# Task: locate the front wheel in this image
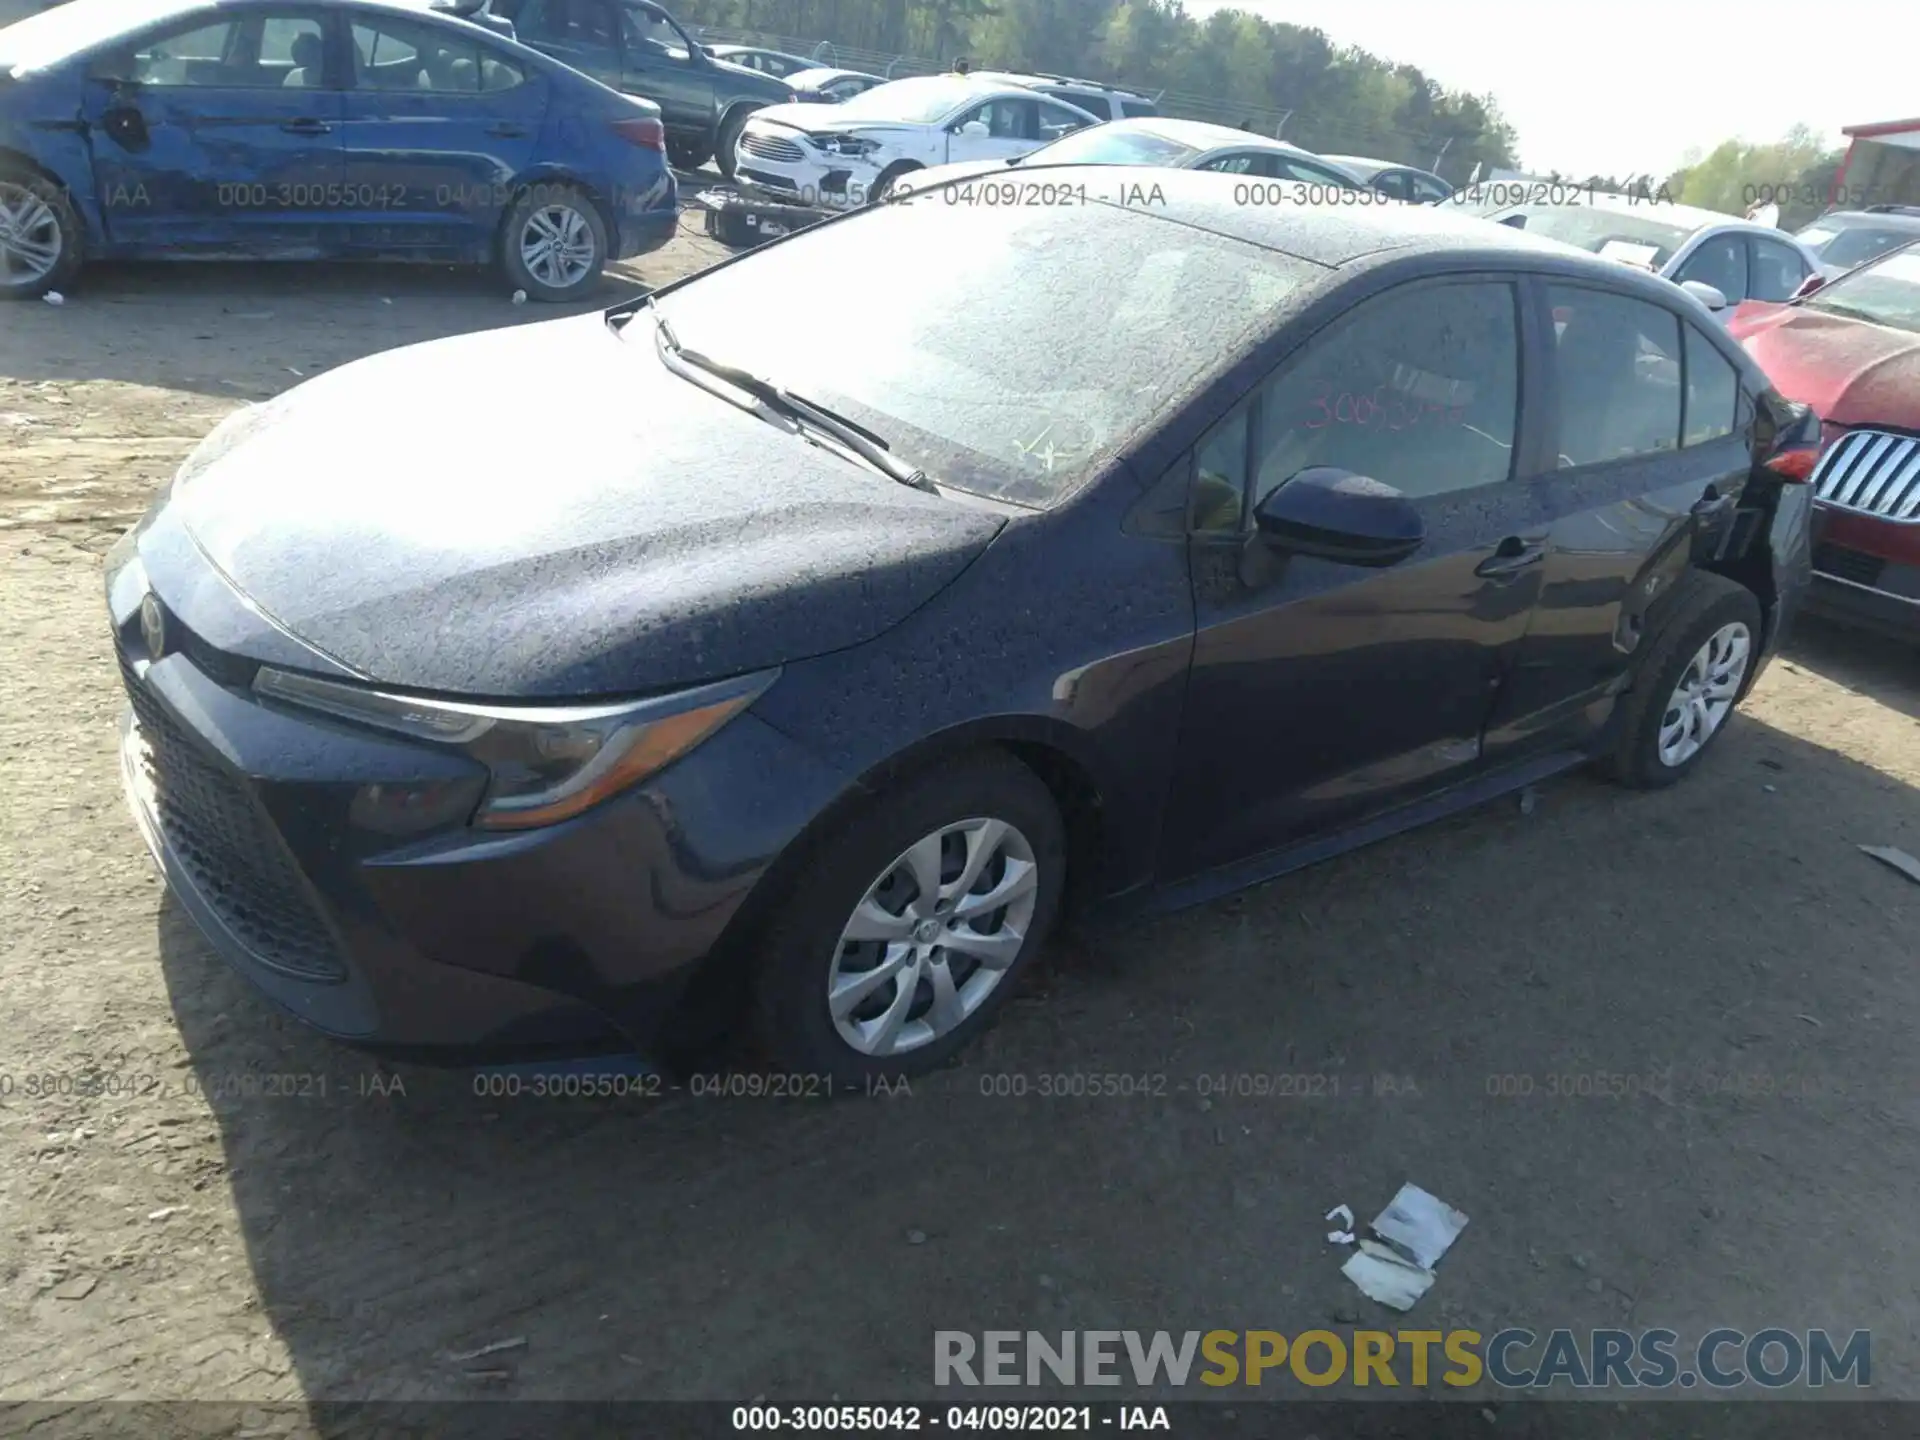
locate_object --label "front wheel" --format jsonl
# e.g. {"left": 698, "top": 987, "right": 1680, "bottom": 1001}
{"left": 753, "top": 751, "right": 1065, "bottom": 1085}
{"left": 867, "top": 161, "right": 921, "bottom": 205}
{"left": 1600, "top": 570, "right": 1762, "bottom": 788}
{"left": 714, "top": 106, "right": 759, "bottom": 181}
{"left": 500, "top": 184, "right": 607, "bottom": 302}
{"left": 0, "top": 169, "right": 82, "bottom": 301}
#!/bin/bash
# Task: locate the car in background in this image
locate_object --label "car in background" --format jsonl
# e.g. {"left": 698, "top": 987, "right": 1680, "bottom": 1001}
{"left": 109, "top": 172, "right": 1816, "bottom": 1080}
{"left": 963, "top": 69, "right": 1156, "bottom": 122}
{"left": 1793, "top": 206, "right": 1920, "bottom": 278}
{"left": 1727, "top": 241, "right": 1920, "bottom": 641}
{"left": 0, "top": 0, "right": 677, "bottom": 301}
{"left": 482, "top": 0, "right": 793, "bottom": 175}
{"left": 1321, "top": 154, "right": 1453, "bottom": 203}
{"left": 732, "top": 75, "right": 1100, "bottom": 208}
{"left": 702, "top": 42, "right": 815, "bottom": 79}
{"left": 1484, "top": 194, "right": 1823, "bottom": 321}
{"left": 889, "top": 116, "right": 1364, "bottom": 199}
{"left": 786, "top": 65, "right": 883, "bottom": 105}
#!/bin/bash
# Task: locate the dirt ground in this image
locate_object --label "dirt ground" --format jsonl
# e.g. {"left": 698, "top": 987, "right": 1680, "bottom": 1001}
{"left": 4, "top": 216, "right": 1920, "bottom": 1420}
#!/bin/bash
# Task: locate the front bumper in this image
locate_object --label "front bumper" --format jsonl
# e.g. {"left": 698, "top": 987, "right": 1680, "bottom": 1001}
{"left": 1804, "top": 504, "right": 1920, "bottom": 642}
{"left": 732, "top": 140, "right": 875, "bottom": 210}
{"left": 109, "top": 553, "right": 855, "bottom": 1062}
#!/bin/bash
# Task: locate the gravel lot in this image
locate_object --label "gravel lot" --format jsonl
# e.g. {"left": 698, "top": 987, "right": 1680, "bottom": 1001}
{"left": 4, "top": 215, "right": 1920, "bottom": 1421}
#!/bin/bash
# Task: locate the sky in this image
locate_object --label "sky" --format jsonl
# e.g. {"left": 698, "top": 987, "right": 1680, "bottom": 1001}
{"left": 1194, "top": 0, "right": 1920, "bottom": 178}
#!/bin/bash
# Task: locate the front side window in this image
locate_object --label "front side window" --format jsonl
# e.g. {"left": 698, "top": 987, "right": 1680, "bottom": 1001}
{"left": 114, "top": 19, "right": 238, "bottom": 85}
{"left": 957, "top": 97, "right": 1037, "bottom": 140}
{"left": 1271, "top": 155, "right": 1358, "bottom": 186}
{"left": 1410, "top": 174, "right": 1452, "bottom": 203}
{"left": 1672, "top": 234, "right": 1748, "bottom": 299}
{"left": 1119, "top": 98, "right": 1157, "bottom": 118}
{"left": 645, "top": 202, "right": 1318, "bottom": 506}
{"left": 626, "top": 6, "right": 690, "bottom": 61}
{"left": 1548, "top": 284, "right": 1681, "bottom": 467}
{"left": 521, "top": 0, "right": 618, "bottom": 50}
{"left": 1371, "top": 171, "right": 1413, "bottom": 201}
{"left": 1683, "top": 323, "right": 1739, "bottom": 446}
{"left": 1748, "top": 236, "right": 1809, "bottom": 302}
{"left": 1248, "top": 280, "right": 1521, "bottom": 508}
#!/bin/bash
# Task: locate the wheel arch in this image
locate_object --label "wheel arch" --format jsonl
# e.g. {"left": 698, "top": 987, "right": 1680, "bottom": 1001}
{"left": 0, "top": 146, "right": 100, "bottom": 248}
{"left": 661, "top": 717, "right": 1112, "bottom": 1059}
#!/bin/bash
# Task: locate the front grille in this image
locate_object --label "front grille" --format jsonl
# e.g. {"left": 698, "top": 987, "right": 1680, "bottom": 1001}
{"left": 740, "top": 132, "right": 805, "bottom": 163}
{"left": 118, "top": 648, "right": 347, "bottom": 982}
{"left": 1812, "top": 429, "right": 1920, "bottom": 520}
{"left": 1813, "top": 541, "right": 1888, "bottom": 589}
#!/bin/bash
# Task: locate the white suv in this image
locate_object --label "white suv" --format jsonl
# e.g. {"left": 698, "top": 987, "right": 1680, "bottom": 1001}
{"left": 967, "top": 71, "right": 1157, "bottom": 122}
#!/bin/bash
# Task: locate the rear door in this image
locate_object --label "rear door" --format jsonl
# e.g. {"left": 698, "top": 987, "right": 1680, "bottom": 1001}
{"left": 1483, "top": 283, "right": 1757, "bottom": 757}
{"left": 337, "top": 13, "right": 549, "bottom": 256}
{"left": 81, "top": 7, "right": 344, "bottom": 252}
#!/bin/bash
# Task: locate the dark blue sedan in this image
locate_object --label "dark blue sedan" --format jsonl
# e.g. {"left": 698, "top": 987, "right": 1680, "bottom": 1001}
{"left": 0, "top": 0, "right": 679, "bottom": 299}
{"left": 108, "top": 173, "right": 1817, "bottom": 1082}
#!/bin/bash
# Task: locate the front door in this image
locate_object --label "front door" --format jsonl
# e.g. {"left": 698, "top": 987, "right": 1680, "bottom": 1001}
{"left": 944, "top": 96, "right": 1041, "bottom": 166}
{"left": 1484, "top": 285, "right": 1757, "bottom": 756}
{"left": 1160, "top": 277, "right": 1550, "bottom": 880}
{"left": 617, "top": 2, "right": 714, "bottom": 138}
{"left": 83, "top": 8, "right": 343, "bottom": 253}
{"left": 337, "top": 13, "right": 549, "bottom": 256}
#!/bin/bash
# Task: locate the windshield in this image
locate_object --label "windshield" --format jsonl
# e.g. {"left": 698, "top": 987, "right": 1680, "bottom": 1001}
{"left": 1805, "top": 245, "right": 1920, "bottom": 333}
{"left": 1023, "top": 125, "right": 1199, "bottom": 167}
{"left": 1803, "top": 224, "right": 1920, "bottom": 271}
{"left": 641, "top": 202, "right": 1317, "bottom": 505}
{"left": 0, "top": 0, "right": 204, "bottom": 72}
{"left": 827, "top": 76, "right": 978, "bottom": 125}
{"left": 1491, "top": 205, "right": 1694, "bottom": 267}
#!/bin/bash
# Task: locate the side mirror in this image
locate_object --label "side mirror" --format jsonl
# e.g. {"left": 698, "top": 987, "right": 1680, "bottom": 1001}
{"left": 958, "top": 120, "right": 990, "bottom": 138}
{"left": 1679, "top": 280, "right": 1728, "bottom": 312}
{"left": 1253, "top": 467, "right": 1425, "bottom": 567}
{"left": 1792, "top": 272, "right": 1827, "bottom": 300}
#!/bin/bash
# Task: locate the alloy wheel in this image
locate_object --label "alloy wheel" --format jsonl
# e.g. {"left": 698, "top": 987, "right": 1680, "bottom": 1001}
{"left": 519, "top": 202, "right": 597, "bottom": 290}
{"left": 825, "top": 817, "right": 1039, "bottom": 1057}
{"left": 1657, "top": 620, "right": 1750, "bottom": 768}
{"left": 0, "top": 182, "right": 62, "bottom": 287}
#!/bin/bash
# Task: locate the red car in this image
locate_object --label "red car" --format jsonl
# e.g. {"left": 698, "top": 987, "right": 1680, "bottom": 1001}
{"left": 1727, "top": 242, "right": 1920, "bottom": 640}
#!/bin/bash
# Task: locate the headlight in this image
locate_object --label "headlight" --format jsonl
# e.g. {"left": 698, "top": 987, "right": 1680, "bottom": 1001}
{"left": 810, "top": 133, "right": 879, "bottom": 157}
{"left": 253, "top": 666, "right": 778, "bottom": 831}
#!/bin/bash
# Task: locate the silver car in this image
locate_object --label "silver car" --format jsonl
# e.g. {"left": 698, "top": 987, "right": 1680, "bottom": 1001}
{"left": 1485, "top": 193, "right": 1824, "bottom": 319}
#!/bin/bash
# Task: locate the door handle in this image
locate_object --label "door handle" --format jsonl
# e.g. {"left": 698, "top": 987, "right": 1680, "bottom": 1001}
{"left": 281, "top": 119, "right": 332, "bottom": 136}
{"left": 486, "top": 123, "right": 528, "bottom": 138}
{"left": 1475, "top": 536, "right": 1547, "bottom": 579}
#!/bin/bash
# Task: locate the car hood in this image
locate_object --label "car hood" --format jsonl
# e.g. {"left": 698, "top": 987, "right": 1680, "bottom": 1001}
{"left": 747, "top": 101, "right": 919, "bottom": 136}
{"left": 1728, "top": 301, "right": 1920, "bottom": 430}
{"left": 160, "top": 314, "right": 1004, "bottom": 699}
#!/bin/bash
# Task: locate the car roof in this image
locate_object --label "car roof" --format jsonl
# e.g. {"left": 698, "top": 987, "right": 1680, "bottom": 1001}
{"left": 971, "top": 165, "right": 1678, "bottom": 271}
{"left": 787, "top": 66, "right": 877, "bottom": 85}
{"left": 968, "top": 69, "right": 1144, "bottom": 98}
{"left": 1809, "top": 209, "right": 1920, "bottom": 229}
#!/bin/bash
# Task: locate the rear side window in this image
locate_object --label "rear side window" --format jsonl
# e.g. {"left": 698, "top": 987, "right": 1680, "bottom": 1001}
{"left": 1548, "top": 285, "right": 1681, "bottom": 467}
{"left": 1247, "top": 280, "right": 1521, "bottom": 505}
{"left": 1683, "top": 324, "right": 1739, "bottom": 446}
{"left": 351, "top": 18, "right": 517, "bottom": 92}
{"left": 1120, "top": 98, "right": 1157, "bottom": 118}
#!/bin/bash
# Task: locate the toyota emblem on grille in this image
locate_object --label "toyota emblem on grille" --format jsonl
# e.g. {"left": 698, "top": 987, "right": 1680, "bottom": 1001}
{"left": 140, "top": 593, "right": 167, "bottom": 660}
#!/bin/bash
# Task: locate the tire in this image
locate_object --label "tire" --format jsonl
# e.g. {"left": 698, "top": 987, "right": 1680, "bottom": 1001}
{"left": 753, "top": 750, "right": 1066, "bottom": 1085}
{"left": 666, "top": 136, "right": 712, "bottom": 172}
{"left": 499, "top": 183, "right": 608, "bottom": 303}
{"left": 867, "top": 161, "right": 921, "bottom": 205}
{"left": 0, "top": 166, "right": 82, "bottom": 302}
{"left": 714, "top": 106, "right": 759, "bottom": 182}
{"left": 1600, "top": 570, "right": 1762, "bottom": 789}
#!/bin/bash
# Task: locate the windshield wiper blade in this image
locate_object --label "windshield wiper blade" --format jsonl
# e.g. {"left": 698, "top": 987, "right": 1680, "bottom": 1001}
{"left": 647, "top": 307, "right": 936, "bottom": 493}
{"left": 769, "top": 386, "right": 938, "bottom": 493}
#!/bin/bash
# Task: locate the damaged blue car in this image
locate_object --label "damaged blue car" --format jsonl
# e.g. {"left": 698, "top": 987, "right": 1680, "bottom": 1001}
{"left": 0, "top": 0, "right": 678, "bottom": 300}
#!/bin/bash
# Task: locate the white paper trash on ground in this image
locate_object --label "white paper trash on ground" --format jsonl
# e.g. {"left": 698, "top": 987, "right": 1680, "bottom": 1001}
{"left": 1341, "top": 1241, "right": 1435, "bottom": 1312}
{"left": 1369, "top": 1183, "right": 1469, "bottom": 1270}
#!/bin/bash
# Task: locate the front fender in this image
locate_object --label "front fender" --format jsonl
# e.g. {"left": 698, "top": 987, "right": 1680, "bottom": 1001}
{"left": 0, "top": 79, "right": 108, "bottom": 247}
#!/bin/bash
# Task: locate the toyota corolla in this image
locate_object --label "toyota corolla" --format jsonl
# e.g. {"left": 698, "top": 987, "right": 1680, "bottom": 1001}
{"left": 109, "top": 172, "right": 1815, "bottom": 1082}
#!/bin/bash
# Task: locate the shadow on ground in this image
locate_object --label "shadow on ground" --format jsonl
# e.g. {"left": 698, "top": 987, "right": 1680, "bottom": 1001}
{"left": 155, "top": 673, "right": 1920, "bottom": 1403}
